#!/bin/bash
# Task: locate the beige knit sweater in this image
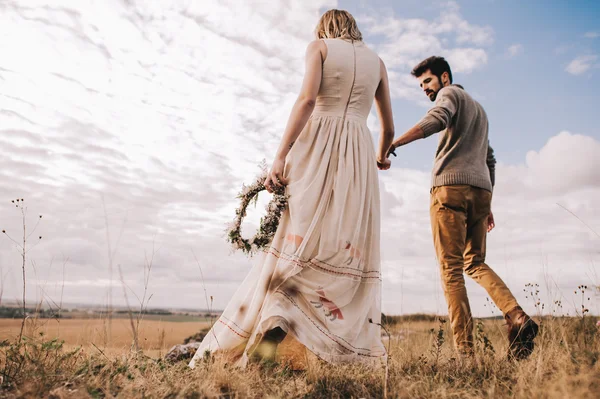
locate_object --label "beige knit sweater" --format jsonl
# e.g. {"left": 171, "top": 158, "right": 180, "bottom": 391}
{"left": 417, "top": 84, "right": 496, "bottom": 192}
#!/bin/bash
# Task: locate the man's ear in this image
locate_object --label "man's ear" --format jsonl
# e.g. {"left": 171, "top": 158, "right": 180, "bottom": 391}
{"left": 441, "top": 71, "right": 450, "bottom": 87}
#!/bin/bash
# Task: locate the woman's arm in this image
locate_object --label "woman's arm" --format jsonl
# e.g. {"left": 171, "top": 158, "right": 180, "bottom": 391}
{"left": 265, "top": 40, "right": 325, "bottom": 192}
{"left": 374, "top": 59, "right": 395, "bottom": 170}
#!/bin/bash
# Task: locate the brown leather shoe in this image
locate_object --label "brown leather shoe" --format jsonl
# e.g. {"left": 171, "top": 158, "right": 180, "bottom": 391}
{"left": 505, "top": 306, "right": 538, "bottom": 360}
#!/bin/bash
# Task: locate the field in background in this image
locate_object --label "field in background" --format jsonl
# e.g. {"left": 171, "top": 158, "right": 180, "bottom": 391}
{"left": 0, "top": 316, "right": 210, "bottom": 359}
{"left": 0, "top": 313, "right": 599, "bottom": 398}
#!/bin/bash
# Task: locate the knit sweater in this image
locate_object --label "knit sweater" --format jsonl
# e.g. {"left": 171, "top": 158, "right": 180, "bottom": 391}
{"left": 417, "top": 85, "right": 496, "bottom": 192}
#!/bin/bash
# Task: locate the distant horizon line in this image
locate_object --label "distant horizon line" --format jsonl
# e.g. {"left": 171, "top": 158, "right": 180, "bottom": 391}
{"left": 2, "top": 300, "right": 597, "bottom": 318}
{"left": 0, "top": 300, "right": 223, "bottom": 314}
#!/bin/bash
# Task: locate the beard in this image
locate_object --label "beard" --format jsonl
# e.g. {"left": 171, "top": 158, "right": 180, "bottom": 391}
{"left": 427, "top": 89, "right": 439, "bottom": 102}
{"left": 426, "top": 75, "right": 444, "bottom": 102}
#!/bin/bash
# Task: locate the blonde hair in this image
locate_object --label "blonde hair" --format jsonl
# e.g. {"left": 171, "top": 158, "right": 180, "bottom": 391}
{"left": 315, "top": 9, "right": 363, "bottom": 41}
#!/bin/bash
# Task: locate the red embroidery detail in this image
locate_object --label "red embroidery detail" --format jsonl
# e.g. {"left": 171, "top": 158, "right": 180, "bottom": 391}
{"left": 286, "top": 234, "right": 304, "bottom": 247}
{"left": 276, "top": 289, "right": 385, "bottom": 357}
{"left": 316, "top": 289, "right": 344, "bottom": 320}
{"left": 344, "top": 241, "right": 362, "bottom": 265}
{"left": 218, "top": 319, "right": 250, "bottom": 338}
{"left": 263, "top": 248, "right": 381, "bottom": 280}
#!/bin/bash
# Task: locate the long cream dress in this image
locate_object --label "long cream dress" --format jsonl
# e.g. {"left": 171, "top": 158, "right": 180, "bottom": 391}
{"left": 189, "top": 38, "right": 386, "bottom": 368}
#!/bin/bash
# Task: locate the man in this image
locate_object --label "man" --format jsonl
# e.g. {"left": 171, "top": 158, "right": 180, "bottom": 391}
{"left": 382, "top": 56, "right": 538, "bottom": 359}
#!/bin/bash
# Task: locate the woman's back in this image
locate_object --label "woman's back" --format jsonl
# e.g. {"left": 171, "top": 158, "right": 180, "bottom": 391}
{"left": 190, "top": 10, "right": 393, "bottom": 369}
{"left": 314, "top": 39, "right": 381, "bottom": 122}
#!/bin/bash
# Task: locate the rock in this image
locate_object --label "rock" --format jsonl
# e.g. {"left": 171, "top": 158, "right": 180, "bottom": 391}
{"left": 164, "top": 327, "right": 210, "bottom": 362}
{"left": 164, "top": 342, "right": 201, "bottom": 363}
{"left": 183, "top": 330, "right": 207, "bottom": 344}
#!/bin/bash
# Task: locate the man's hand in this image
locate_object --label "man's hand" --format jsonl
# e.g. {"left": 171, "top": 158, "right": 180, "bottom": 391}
{"left": 487, "top": 211, "right": 495, "bottom": 232}
{"left": 377, "top": 158, "right": 391, "bottom": 170}
{"left": 264, "top": 158, "right": 288, "bottom": 193}
{"left": 387, "top": 143, "right": 397, "bottom": 158}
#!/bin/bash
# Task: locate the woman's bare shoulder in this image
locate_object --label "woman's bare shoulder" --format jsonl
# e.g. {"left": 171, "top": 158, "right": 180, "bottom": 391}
{"left": 306, "top": 39, "right": 327, "bottom": 61}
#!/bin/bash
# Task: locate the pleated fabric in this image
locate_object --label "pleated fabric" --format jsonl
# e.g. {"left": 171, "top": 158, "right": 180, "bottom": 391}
{"left": 189, "top": 38, "right": 386, "bottom": 368}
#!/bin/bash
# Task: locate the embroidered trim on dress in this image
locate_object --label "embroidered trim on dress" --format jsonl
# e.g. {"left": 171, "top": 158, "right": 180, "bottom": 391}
{"left": 218, "top": 318, "right": 251, "bottom": 339}
{"left": 264, "top": 247, "right": 381, "bottom": 281}
{"left": 221, "top": 315, "right": 252, "bottom": 335}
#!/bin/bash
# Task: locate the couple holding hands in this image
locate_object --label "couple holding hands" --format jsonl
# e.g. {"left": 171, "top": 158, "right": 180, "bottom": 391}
{"left": 190, "top": 9, "right": 537, "bottom": 369}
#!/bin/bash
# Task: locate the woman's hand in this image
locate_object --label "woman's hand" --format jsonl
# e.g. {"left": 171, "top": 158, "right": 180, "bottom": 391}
{"left": 377, "top": 158, "right": 391, "bottom": 171}
{"left": 264, "top": 158, "right": 288, "bottom": 193}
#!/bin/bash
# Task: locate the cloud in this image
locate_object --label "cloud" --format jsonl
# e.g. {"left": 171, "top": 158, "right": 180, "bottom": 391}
{"left": 506, "top": 43, "right": 524, "bottom": 58}
{"left": 361, "top": 1, "right": 493, "bottom": 103}
{"left": 0, "top": 0, "right": 335, "bottom": 310}
{"left": 565, "top": 55, "right": 599, "bottom": 75}
{"left": 445, "top": 48, "right": 488, "bottom": 73}
{"left": 584, "top": 31, "right": 599, "bottom": 39}
{"left": 522, "top": 132, "right": 600, "bottom": 194}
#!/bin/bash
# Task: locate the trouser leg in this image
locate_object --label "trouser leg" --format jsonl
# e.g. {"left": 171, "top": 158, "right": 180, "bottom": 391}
{"left": 463, "top": 187, "right": 519, "bottom": 314}
{"left": 430, "top": 185, "right": 473, "bottom": 352}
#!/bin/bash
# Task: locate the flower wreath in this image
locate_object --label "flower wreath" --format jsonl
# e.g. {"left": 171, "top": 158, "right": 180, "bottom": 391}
{"left": 226, "top": 164, "right": 289, "bottom": 256}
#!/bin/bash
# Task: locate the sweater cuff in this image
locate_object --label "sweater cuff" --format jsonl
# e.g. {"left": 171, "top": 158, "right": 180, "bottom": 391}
{"left": 417, "top": 116, "right": 443, "bottom": 138}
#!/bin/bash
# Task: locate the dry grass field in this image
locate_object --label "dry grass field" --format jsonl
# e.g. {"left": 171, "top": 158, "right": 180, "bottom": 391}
{"left": 0, "top": 317, "right": 210, "bottom": 358}
{"left": 0, "top": 313, "right": 599, "bottom": 398}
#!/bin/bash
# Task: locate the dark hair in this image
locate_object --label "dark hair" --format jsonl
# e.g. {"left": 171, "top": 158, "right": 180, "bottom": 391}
{"left": 411, "top": 56, "right": 453, "bottom": 84}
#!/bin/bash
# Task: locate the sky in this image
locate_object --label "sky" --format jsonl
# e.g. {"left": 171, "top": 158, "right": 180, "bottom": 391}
{"left": 0, "top": 0, "right": 599, "bottom": 318}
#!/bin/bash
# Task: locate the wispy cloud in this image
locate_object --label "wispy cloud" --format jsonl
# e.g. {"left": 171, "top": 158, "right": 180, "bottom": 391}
{"left": 506, "top": 43, "right": 524, "bottom": 58}
{"left": 565, "top": 55, "right": 599, "bottom": 75}
{"left": 584, "top": 31, "right": 599, "bottom": 39}
{"left": 0, "top": 0, "right": 335, "bottom": 309}
{"left": 361, "top": 1, "right": 493, "bottom": 103}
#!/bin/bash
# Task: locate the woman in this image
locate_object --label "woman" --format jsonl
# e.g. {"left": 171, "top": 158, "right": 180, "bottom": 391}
{"left": 189, "top": 9, "right": 395, "bottom": 368}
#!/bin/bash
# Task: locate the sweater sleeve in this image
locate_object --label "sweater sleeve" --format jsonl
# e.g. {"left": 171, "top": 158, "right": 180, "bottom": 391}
{"left": 486, "top": 142, "right": 496, "bottom": 187}
{"left": 417, "top": 87, "right": 458, "bottom": 138}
